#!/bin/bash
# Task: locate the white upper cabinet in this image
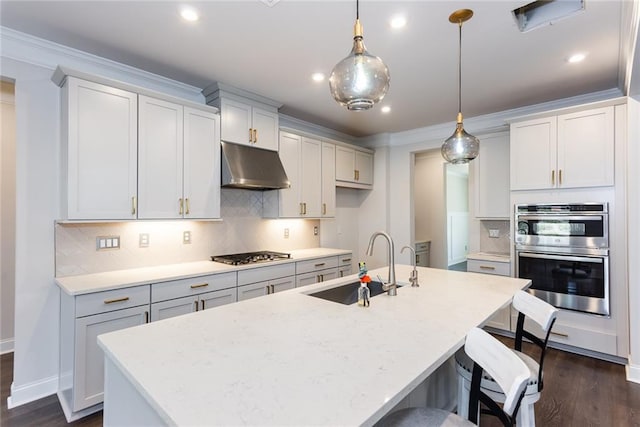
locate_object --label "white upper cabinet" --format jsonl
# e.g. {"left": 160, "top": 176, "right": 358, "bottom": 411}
{"left": 264, "top": 132, "right": 322, "bottom": 218}
{"left": 510, "top": 105, "right": 614, "bottom": 190}
{"left": 472, "top": 133, "right": 510, "bottom": 219}
{"left": 321, "top": 142, "right": 336, "bottom": 218}
{"left": 335, "top": 145, "right": 374, "bottom": 189}
{"left": 137, "top": 97, "right": 220, "bottom": 219}
{"left": 62, "top": 77, "right": 138, "bottom": 220}
{"left": 203, "top": 83, "right": 280, "bottom": 151}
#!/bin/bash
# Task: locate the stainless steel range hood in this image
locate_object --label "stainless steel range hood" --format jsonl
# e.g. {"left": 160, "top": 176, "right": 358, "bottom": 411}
{"left": 220, "top": 141, "right": 290, "bottom": 190}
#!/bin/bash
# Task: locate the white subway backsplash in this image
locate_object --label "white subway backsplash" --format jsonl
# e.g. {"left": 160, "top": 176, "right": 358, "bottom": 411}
{"left": 55, "top": 189, "right": 320, "bottom": 277}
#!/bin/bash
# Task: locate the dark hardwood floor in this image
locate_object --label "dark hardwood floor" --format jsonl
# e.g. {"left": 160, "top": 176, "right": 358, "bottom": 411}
{"left": 2, "top": 338, "right": 639, "bottom": 426}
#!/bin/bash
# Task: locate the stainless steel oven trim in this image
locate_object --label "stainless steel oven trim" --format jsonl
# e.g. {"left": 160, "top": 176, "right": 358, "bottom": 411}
{"left": 516, "top": 214, "right": 607, "bottom": 221}
{"left": 516, "top": 249, "right": 610, "bottom": 317}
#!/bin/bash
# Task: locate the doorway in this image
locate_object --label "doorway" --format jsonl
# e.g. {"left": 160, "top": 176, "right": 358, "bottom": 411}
{"left": 445, "top": 163, "right": 469, "bottom": 271}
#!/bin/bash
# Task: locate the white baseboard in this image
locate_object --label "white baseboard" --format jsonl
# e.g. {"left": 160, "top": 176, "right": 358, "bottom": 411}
{"left": 626, "top": 362, "right": 640, "bottom": 384}
{"left": 7, "top": 375, "right": 58, "bottom": 409}
{"left": 0, "top": 338, "right": 14, "bottom": 354}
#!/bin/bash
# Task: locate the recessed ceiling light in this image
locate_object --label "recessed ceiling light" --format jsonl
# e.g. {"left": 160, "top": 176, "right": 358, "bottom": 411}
{"left": 568, "top": 53, "right": 586, "bottom": 63}
{"left": 311, "top": 73, "right": 325, "bottom": 82}
{"left": 180, "top": 7, "right": 199, "bottom": 22}
{"left": 390, "top": 15, "right": 407, "bottom": 29}
{"left": 381, "top": 106, "right": 391, "bottom": 114}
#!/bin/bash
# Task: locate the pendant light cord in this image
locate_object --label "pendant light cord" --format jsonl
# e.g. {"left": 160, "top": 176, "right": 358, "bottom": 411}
{"left": 356, "top": 0, "right": 359, "bottom": 20}
{"left": 458, "top": 21, "right": 462, "bottom": 116}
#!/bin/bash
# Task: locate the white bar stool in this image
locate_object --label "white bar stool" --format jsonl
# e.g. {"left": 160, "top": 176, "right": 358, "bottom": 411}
{"left": 378, "top": 327, "right": 530, "bottom": 427}
{"left": 455, "top": 290, "right": 559, "bottom": 427}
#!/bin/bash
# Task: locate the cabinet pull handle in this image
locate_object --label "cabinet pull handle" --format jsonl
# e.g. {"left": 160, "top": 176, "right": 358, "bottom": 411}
{"left": 201, "top": 300, "right": 205, "bottom": 310}
{"left": 304, "top": 203, "right": 307, "bottom": 215}
{"left": 550, "top": 331, "right": 569, "bottom": 338}
{"left": 559, "top": 169, "right": 562, "bottom": 186}
{"left": 104, "top": 296, "right": 129, "bottom": 304}
{"left": 145, "top": 311, "right": 149, "bottom": 323}
{"left": 479, "top": 265, "right": 496, "bottom": 270}
{"left": 315, "top": 263, "right": 326, "bottom": 267}
{"left": 354, "top": 169, "right": 357, "bottom": 180}
{"left": 342, "top": 258, "right": 351, "bottom": 263}
{"left": 131, "top": 196, "right": 137, "bottom": 215}
{"left": 253, "top": 128, "right": 258, "bottom": 142}
{"left": 190, "top": 283, "right": 209, "bottom": 289}
{"left": 185, "top": 198, "right": 190, "bottom": 215}
{"left": 194, "top": 300, "right": 199, "bottom": 312}
{"left": 322, "top": 203, "right": 326, "bottom": 215}
{"left": 300, "top": 203, "right": 304, "bottom": 215}
{"left": 179, "top": 198, "right": 184, "bottom": 215}
{"left": 249, "top": 128, "right": 254, "bottom": 142}
{"left": 356, "top": 170, "right": 360, "bottom": 181}
{"left": 551, "top": 170, "right": 555, "bottom": 186}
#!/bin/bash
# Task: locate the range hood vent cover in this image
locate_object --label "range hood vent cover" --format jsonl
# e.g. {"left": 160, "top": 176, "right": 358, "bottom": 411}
{"left": 221, "top": 141, "right": 290, "bottom": 190}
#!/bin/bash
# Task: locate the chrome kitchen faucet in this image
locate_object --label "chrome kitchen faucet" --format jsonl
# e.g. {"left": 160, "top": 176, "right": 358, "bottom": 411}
{"left": 366, "top": 231, "right": 397, "bottom": 296}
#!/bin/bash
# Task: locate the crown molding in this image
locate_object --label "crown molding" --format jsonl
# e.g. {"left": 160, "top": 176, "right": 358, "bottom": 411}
{"left": 0, "top": 26, "right": 203, "bottom": 102}
{"left": 279, "top": 114, "right": 358, "bottom": 144}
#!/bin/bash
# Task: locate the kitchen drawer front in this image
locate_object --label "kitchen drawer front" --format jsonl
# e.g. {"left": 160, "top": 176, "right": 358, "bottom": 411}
{"left": 296, "top": 268, "right": 338, "bottom": 288}
{"left": 338, "top": 253, "right": 353, "bottom": 267}
{"left": 76, "top": 285, "right": 150, "bottom": 318}
{"left": 467, "top": 259, "right": 510, "bottom": 276}
{"left": 237, "top": 262, "right": 296, "bottom": 286}
{"left": 151, "top": 272, "right": 237, "bottom": 303}
{"left": 296, "top": 256, "right": 339, "bottom": 275}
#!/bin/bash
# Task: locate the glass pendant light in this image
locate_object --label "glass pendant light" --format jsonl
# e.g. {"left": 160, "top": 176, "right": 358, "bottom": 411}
{"left": 329, "top": 0, "right": 390, "bottom": 111}
{"left": 441, "top": 9, "right": 480, "bottom": 164}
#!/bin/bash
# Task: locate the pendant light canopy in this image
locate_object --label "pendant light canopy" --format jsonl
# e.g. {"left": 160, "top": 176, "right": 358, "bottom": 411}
{"left": 329, "top": 0, "right": 390, "bottom": 111}
{"left": 441, "top": 9, "right": 480, "bottom": 164}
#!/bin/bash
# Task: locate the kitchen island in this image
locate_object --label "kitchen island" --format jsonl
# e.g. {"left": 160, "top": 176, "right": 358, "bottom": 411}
{"left": 98, "top": 265, "right": 530, "bottom": 426}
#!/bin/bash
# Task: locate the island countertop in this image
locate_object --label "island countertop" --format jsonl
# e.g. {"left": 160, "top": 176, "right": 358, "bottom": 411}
{"left": 98, "top": 265, "right": 530, "bottom": 426}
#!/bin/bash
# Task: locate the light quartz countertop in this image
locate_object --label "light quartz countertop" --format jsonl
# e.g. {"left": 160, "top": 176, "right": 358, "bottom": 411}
{"left": 466, "top": 252, "right": 511, "bottom": 263}
{"left": 55, "top": 247, "right": 351, "bottom": 296}
{"left": 98, "top": 264, "right": 530, "bottom": 427}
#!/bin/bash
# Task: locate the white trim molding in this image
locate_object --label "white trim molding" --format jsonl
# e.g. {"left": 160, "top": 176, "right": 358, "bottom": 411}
{"left": 626, "top": 361, "right": 640, "bottom": 384}
{"left": 0, "top": 338, "right": 14, "bottom": 355}
{"left": 7, "top": 374, "right": 58, "bottom": 409}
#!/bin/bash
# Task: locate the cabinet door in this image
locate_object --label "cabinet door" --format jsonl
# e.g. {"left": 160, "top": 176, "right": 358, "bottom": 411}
{"left": 74, "top": 305, "right": 149, "bottom": 411}
{"left": 319, "top": 268, "right": 339, "bottom": 282}
{"left": 65, "top": 77, "right": 138, "bottom": 220}
{"left": 138, "top": 95, "right": 183, "bottom": 219}
{"left": 151, "top": 295, "right": 196, "bottom": 321}
{"left": 220, "top": 98, "right": 252, "bottom": 146}
{"left": 321, "top": 142, "right": 336, "bottom": 217}
{"left": 252, "top": 107, "right": 279, "bottom": 151}
{"left": 278, "top": 132, "right": 302, "bottom": 217}
{"left": 200, "top": 288, "right": 237, "bottom": 310}
{"left": 270, "top": 276, "right": 296, "bottom": 293}
{"left": 355, "top": 151, "right": 374, "bottom": 185}
{"left": 296, "top": 272, "right": 319, "bottom": 288}
{"left": 238, "top": 281, "right": 269, "bottom": 301}
{"left": 300, "top": 137, "right": 322, "bottom": 217}
{"left": 510, "top": 117, "right": 557, "bottom": 190}
{"left": 335, "top": 146, "right": 356, "bottom": 182}
{"left": 184, "top": 107, "right": 220, "bottom": 219}
{"left": 474, "top": 133, "right": 510, "bottom": 218}
{"left": 557, "top": 106, "right": 614, "bottom": 188}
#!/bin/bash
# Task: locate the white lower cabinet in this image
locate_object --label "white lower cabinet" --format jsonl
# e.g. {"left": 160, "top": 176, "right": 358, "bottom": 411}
{"left": 238, "top": 276, "right": 296, "bottom": 301}
{"left": 150, "top": 272, "right": 237, "bottom": 321}
{"left": 295, "top": 254, "right": 350, "bottom": 287}
{"left": 467, "top": 257, "right": 511, "bottom": 331}
{"left": 237, "top": 263, "right": 297, "bottom": 301}
{"left": 59, "top": 285, "right": 151, "bottom": 421}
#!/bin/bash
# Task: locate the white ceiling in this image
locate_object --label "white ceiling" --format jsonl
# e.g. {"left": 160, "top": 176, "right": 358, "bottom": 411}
{"left": 0, "top": 0, "right": 629, "bottom": 137}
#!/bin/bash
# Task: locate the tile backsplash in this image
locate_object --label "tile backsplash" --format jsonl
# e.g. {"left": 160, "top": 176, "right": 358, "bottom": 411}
{"left": 479, "top": 220, "right": 511, "bottom": 254}
{"left": 56, "top": 189, "right": 320, "bottom": 277}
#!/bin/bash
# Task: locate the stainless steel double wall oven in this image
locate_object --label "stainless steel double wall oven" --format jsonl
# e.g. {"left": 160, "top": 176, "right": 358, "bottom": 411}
{"left": 515, "top": 203, "right": 610, "bottom": 316}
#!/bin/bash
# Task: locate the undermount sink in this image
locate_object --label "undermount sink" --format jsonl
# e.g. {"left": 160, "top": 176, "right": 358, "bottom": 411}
{"left": 308, "top": 280, "right": 398, "bottom": 305}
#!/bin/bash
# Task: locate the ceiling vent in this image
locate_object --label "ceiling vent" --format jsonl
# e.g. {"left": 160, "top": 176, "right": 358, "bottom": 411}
{"left": 512, "top": 0, "right": 585, "bottom": 33}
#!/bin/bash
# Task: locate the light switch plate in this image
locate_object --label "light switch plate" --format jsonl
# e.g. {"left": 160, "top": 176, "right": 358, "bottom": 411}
{"left": 489, "top": 229, "right": 500, "bottom": 238}
{"left": 183, "top": 231, "right": 191, "bottom": 244}
{"left": 284, "top": 228, "right": 289, "bottom": 238}
{"left": 139, "top": 233, "right": 149, "bottom": 248}
{"left": 96, "top": 235, "right": 120, "bottom": 250}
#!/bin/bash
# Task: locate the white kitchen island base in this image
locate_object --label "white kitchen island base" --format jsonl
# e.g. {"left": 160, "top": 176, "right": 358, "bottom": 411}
{"left": 99, "top": 265, "right": 529, "bottom": 426}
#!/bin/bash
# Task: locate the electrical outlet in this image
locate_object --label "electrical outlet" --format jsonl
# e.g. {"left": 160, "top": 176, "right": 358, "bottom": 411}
{"left": 183, "top": 231, "right": 191, "bottom": 244}
{"left": 489, "top": 229, "right": 500, "bottom": 238}
{"left": 139, "top": 233, "right": 149, "bottom": 248}
{"left": 284, "top": 228, "right": 290, "bottom": 239}
{"left": 313, "top": 226, "right": 318, "bottom": 236}
{"left": 96, "top": 235, "right": 120, "bottom": 251}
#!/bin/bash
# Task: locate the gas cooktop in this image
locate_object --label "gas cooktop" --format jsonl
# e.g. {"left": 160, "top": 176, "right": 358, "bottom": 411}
{"left": 211, "top": 251, "right": 291, "bottom": 266}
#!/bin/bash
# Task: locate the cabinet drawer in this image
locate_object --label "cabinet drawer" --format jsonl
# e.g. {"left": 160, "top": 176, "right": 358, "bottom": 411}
{"left": 76, "top": 285, "right": 150, "bottom": 318}
{"left": 296, "top": 256, "right": 339, "bottom": 275}
{"left": 152, "top": 272, "right": 236, "bottom": 303}
{"left": 237, "top": 262, "right": 296, "bottom": 286}
{"left": 338, "top": 253, "right": 353, "bottom": 267}
{"left": 467, "top": 259, "right": 510, "bottom": 276}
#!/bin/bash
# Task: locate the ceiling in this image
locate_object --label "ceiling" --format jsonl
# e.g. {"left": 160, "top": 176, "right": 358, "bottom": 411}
{"left": 0, "top": 1, "right": 629, "bottom": 137}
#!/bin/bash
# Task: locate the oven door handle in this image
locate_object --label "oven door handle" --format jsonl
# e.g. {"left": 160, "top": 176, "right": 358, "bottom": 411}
{"left": 517, "top": 215, "right": 604, "bottom": 221}
{"left": 518, "top": 252, "right": 603, "bottom": 264}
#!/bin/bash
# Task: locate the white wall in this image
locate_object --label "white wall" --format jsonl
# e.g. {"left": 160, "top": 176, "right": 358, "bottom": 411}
{"left": 1, "top": 80, "right": 16, "bottom": 354}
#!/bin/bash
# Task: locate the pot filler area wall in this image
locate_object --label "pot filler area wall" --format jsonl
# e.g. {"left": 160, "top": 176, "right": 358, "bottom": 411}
{"left": 55, "top": 188, "right": 320, "bottom": 276}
